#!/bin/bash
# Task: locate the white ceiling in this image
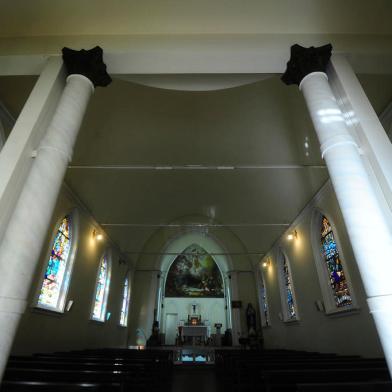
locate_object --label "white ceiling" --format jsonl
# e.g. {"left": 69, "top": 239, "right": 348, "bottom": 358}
{"left": 0, "top": 1, "right": 391, "bottom": 266}
{"left": 64, "top": 74, "right": 390, "bottom": 259}
{"left": 0, "top": 73, "right": 392, "bottom": 266}
{"left": 0, "top": 0, "right": 391, "bottom": 36}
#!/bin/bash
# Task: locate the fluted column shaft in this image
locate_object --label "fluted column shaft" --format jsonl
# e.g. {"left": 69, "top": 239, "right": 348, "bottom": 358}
{"left": 0, "top": 46, "right": 111, "bottom": 380}
{"left": 283, "top": 44, "right": 392, "bottom": 374}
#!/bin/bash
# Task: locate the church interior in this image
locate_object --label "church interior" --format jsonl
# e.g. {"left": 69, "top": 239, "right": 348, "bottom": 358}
{"left": 0, "top": 1, "right": 392, "bottom": 391}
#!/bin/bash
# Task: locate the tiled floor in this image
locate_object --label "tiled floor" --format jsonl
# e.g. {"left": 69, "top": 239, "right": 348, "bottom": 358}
{"left": 172, "top": 365, "right": 217, "bottom": 392}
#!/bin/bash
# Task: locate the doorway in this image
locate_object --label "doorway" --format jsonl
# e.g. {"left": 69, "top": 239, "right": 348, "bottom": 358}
{"left": 165, "top": 313, "right": 178, "bottom": 345}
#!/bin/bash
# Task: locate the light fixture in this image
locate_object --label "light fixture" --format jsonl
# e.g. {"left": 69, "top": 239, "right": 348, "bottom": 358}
{"left": 92, "top": 229, "right": 104, "bottom": 241}
{"left": 287, "top": 230, "right": 297, "bottom": 241}
{"left": 262, "top": 259, "right": 271, "bottom": 268}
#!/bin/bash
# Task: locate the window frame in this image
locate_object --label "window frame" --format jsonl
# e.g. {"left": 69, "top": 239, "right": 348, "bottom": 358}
{"left": 119, "top": 271, "right": 131, "bottom": 327}
{"left": 311, "top": 209, "right": 358, "bottom": 315}
{"left": 91, "top": 248, "right": 112, "bottom": 323}
{"left": 35, "top": 209, "right": 79, "bottom": 313}
{"left": 277, "top": 248, "right": 299, "bottom": 322}
{"left": 257, "top": 264, "right": 270, "bottom": 327}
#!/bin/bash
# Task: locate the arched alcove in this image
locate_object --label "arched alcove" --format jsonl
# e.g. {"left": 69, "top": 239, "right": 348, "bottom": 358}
{"left": 158, "top": 232, "right": 233, "bottom": 345}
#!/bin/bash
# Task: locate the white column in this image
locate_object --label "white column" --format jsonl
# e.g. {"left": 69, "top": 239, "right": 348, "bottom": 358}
{"left": 0, "top": 74, "right": 93, "bottom": 379}
{"left": 0, "top": 118, "right": 4, "bottom": 150}
{"left": 229, "top": 271, "right": 241, "bottom": 346}
{"left": 282, "top": 45, "right": 392, "bottom": 373}
{"left": 0, "top": 57, "right": 64, "bottom": 242}
{"left": 224, "top": 274, "right": 232, "bottom": 330}
{"left": 329, "top": 55, "right": 392, "bottom": 212}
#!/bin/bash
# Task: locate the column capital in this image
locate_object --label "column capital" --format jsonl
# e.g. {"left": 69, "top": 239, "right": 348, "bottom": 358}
{"left": 62, "top": 46, "right": 112, "bottom": 87}
{"left": 281, "top": 44, "right": 332, "bottom": 86}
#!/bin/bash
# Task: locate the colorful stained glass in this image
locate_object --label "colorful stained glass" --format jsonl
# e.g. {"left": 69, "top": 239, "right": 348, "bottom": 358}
{"left": 120, "top": 276, "right": 130, "bottom": 326}
{"left": 282, "top": 254, "right": 296, "bottom": 320}
{"left": 320, "top": 216, "right": 352, "bottom": 307}
{"left": 92, "top": 253, "right": 111, "bottom": 321}
{"left": 38, "top": 216, "right": 72, "bottom": 309}
{"left": 259, "top": 286, "right": 269, "bottom": 326}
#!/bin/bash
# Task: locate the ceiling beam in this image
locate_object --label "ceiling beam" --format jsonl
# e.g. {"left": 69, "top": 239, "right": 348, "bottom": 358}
{"left": 0, "top": 34, "right": 391, "bottom": 76}
{"left": 124, "top": 251, "right": 265, "bottom": 256}
{"left": 68, "top": 164, "right": 326, "bottom": 170}
{"left": 101, "top": 223, "right": 290, "bottom": 228}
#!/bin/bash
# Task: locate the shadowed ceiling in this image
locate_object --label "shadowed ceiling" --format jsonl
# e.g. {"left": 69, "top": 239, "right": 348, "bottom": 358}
{"left": 0, "top": 0, "right": 391, "bottom": 266}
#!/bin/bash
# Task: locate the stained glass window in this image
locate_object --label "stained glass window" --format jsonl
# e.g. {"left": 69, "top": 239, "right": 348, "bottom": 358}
{"left": 120, "top": 276, "right": 130, "bottom": 326}
{"left": 320, "top": 216, "right": 352, "bottom": 308}
{"left": 282, "top": 253, "right": 297, "bottom": 320}
{"left": 38, "top": 215, "right": 73, "bottom": 311}
{"left": 92, "top": 252, "right": 111, "bottom": 321}
{"left": 258, "top": 270, "right": 269, "bottom": 327}
{"left": 260, "top": 286, "right": 269, "bottom": 326}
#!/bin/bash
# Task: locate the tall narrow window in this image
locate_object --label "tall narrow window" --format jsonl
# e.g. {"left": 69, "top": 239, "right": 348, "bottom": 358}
{"left": 120, "top": 275, "right": 131, "bottom": 326}
{"left": 37, "top": 215, "right": 75, "bottom": 311}
{"left": 278, "top": 251, "right": 298, "bottom": 321}
{"left": 92, "top": 251, "right": 111, "bottom": 322}
{"left": 320, "top": 215, "right": 352, "bottom": 308}
{"left": 283, "top": 254, "right": 296, "bottom": 319}
{"left": 258, "top": 269, "right": 270, "bottom": 327}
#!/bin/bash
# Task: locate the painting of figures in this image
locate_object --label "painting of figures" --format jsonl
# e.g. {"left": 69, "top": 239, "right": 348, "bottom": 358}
{"left": 165, "top": 244, "right": 224, "bottom": 297}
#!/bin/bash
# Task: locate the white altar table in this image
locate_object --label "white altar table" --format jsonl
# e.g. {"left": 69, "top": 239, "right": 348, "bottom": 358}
{"left": 182, "top": 325, "right": 209, "bottom": 338}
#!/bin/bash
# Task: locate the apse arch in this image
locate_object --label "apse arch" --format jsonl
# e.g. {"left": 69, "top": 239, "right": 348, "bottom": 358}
{"left": 158, "top": 231, "right": 233, "bottom": 274}
{"left": 157, "top": 231, "right": 233, "bottom": 343}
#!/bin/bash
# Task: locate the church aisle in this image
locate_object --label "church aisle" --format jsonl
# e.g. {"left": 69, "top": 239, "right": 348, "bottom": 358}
{"left": 172, "top": 365, "right": 217, "bottom": 392}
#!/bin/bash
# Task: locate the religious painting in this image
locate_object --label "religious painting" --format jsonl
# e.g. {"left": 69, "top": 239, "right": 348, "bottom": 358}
{"left": 165, "top": 244, "right": 224, "bottom": 297}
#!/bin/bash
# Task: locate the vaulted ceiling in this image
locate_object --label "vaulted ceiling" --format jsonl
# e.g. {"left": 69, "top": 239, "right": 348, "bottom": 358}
{"left": 0, "top": 0, "right": 391, "bottom": 266}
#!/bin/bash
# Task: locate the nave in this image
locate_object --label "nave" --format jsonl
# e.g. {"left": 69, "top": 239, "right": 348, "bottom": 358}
{"left": 1, "top": 1, "right": 392, "bottom": 391}
{"left": 1, "top": 347, "right": 391, "bottom": 392}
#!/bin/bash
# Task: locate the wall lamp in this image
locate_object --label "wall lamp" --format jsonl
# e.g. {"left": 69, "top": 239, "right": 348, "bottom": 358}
{"left": 287, "top": 230, "right": 298, "bottom": 241}
{"left": 262, "top": 259, "right": 271, "bottom": 268}
{"left": 92, "top": 229, "right": 103, "bottom": 241}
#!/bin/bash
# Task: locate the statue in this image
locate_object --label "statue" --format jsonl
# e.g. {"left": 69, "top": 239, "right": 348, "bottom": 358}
{"left": 246, "top": 303, "right": 257, "bottom": 336}
{"left": 146, "top": 320, "right": 161, "bottom": 347}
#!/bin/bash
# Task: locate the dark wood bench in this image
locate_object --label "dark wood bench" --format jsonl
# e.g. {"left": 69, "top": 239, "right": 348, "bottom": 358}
{"left": 296, "top": 381, "right": 392, "bottom": 391}
{"left": 262, "top": 368, "right": 391, "bottom": 392}
{"left": 0, "top": 380, "right": 121, "bottom": 392}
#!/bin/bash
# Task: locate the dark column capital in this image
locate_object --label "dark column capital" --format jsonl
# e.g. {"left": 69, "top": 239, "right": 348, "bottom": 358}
{"left": 62, "top": 46, "right": 112, "bottom": 87}
{"left": 281, "top": 44, "right": 332, "bottom": 86}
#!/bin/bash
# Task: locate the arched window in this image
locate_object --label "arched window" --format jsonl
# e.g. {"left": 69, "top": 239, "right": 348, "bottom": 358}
{"left": 258, "top": 267, "right": 270, "bottom": 327}
{"left": 91, "top": 251, "right": 111, "bottom": 322}
{"left": 37, "top": 214, "right": 76, "bottom": 311}
{"left": 119, "top": 274, "right": 131, "bottom": 327}
{"left": 278, "top": 251, "right": 298, "bottom": 321}
{"left": 320, "top": 215, "right": 352, "bottom": 308}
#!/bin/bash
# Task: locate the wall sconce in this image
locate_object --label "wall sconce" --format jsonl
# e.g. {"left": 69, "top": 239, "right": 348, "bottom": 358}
{"left": 92, "top": 229, "right": 103, "bottom": 241}
{"left": 262, "top": 259, "right": 271, "bottom": 268}
{"left": 287, "top": 230, "right": 298, "bottom": 241}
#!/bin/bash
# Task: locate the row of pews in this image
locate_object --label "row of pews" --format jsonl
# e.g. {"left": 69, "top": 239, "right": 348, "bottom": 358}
{"left": 215, "top": 349, "right": 392, "bottom": 391}
{"left": 0, "top": 348, "right": 173, "bottom": 391}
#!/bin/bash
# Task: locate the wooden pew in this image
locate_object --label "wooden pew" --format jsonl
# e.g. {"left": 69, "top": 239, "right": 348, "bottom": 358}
{"left": 297, "top": 381, "right": 392, "bottom": 391}
{"left": 262, "top": 368, "right": 391, "bottom": 392}
{"left": 0, "top": 380, "right": 121, "bottom": 392}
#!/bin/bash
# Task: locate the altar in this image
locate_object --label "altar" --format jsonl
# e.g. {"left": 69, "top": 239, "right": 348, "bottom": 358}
{"left": 180, "top": 325, "right": 209, "bottom": 346}
{"left": 182, "top": 325, "right": 209, "bottom": 338}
